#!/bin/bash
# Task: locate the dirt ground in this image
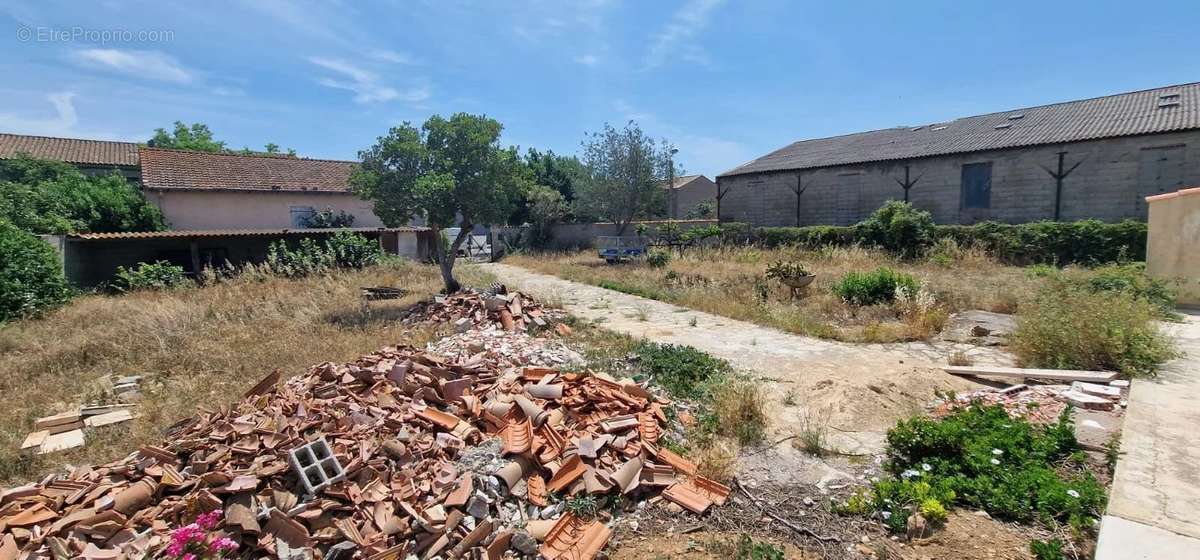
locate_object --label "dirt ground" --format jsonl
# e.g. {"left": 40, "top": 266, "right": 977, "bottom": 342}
{"left": 482, "top": 262, "right": 1007, "bottom": 451}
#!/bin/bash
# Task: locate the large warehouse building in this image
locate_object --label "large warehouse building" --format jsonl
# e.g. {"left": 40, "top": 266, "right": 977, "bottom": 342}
{"left": 716, "top": 82, "right": 1200, "bottom": 226}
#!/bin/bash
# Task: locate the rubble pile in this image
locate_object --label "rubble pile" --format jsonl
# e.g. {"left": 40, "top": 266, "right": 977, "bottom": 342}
{"left": 931, "top": 380, "right": 1127, "bottom": 424}
{"left": 426, "top": 330, "right": 585, "bottom": 370}
{"left": 0, "top": 345, "right": 726, "bottom": 559}
{"left": 402, "top": 289, "right": 562, "bottom": 333}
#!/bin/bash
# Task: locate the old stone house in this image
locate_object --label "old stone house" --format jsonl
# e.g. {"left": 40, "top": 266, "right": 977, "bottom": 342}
{"left": 663, "top": 174, "right": 717, "bottom": 218}
{"left": 716, "top": 82, "right": 1200, "bottom": 226}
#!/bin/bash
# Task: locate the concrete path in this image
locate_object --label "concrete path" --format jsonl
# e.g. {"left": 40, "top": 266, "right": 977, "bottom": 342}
{"left": 1097, "top": 311, "right": 1200, "bottom": 558}
{"left": 479, "top": 263, "right": 1007, "bottom": 453}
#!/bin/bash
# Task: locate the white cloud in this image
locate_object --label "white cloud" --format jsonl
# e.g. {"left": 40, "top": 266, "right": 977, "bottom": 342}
{"left": 210, "top": 86, "right": 246, "bottom": 96}
{"left": 71, "top": 49, "right": 194, "bottom": 84}
{"left": 574, "top": 54, "right": 600, "bottom": 66}
{"left": 643, "top": 0, "right": 726, "bottom": 70}
{"left": 370, "top": 49, "right": 416, "bottom": 64}
{"left": 0, "top": 91, "right": 130, "bottom": 140}
{"left": 308, "top": 56, "right": 428, "bottom": 104}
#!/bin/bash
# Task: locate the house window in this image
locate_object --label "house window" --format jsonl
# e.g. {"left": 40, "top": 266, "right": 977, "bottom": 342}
{"left": 961, "top": 162, "right": 992, "bottom": 209}
{"left": 290, "top": 206, "right": 316, "bottom": 227}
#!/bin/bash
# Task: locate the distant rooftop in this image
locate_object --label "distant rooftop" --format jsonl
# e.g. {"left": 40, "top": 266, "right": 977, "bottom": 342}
{"left": 139, "top": 147, "right": 357, "bottom": 193}
{"left": 0, "top": 133, "right": 140, "bottom": 167}
{"left": 719, "top": 82, "right": 1200, "bottom": 178}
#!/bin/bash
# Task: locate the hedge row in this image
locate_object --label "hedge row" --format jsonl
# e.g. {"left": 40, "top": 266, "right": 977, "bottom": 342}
{"left": 739, "top": 219, "right": 1146, "bottom": 265}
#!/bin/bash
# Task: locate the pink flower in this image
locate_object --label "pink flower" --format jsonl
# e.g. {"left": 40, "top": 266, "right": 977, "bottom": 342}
{"left": 196, "top": 510, "right": 224, "bottom": 530}
{"left": 212, "top": 537, "right": 239, "bottom": 552}
{"left": 182, "top": 554, "right": 197, "bottom": 560}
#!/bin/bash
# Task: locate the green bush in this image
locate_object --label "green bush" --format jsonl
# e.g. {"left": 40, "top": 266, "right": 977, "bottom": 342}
{"left": 634, "top": 341, "right": 732, "bottom": 399}
{"left": 733, "top": 535, "right": 785, "bottom": 560}
{"left": 1012, "top": 281, "right": 1176, "bottom": 377}
{"left": 857, "top": 200, "right": 936, "bottom": 258}
{"left": 0, "top": 221, "right": 72, "bottom": 321}
{"left": 831, "top": 267, "right": 918, "bottom": 306}
{"left": 877, "top": 403, "right": 1106, "bottom": 530}
{"left": 743, "top": 200, "right": 1146, "bottom": 265}
{"left": 645, "top": 250, "right": 671, "bottom": 268}
{"left": 0, "top": 155, "right": 166, "bottom": 234}
{"left": 1030, "top": 539, "right": 1066, "bottom": 560}
{"left": 266, "top": 232, "right": 382, "bottom": 277}
{"left": 1082, "top": 263, "right": 1176, "bottom": 316}
{"left": 113, "top": 261, "right": 189, "bottom": 292}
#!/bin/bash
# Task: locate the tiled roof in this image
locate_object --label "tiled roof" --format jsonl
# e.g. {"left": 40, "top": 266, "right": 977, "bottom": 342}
{"left": 69, "top": 227, "right": 429, "bottom": 240}
{"left": 720, "top": 82, "right": 1200, "bottom": 177}
{"left": 0, "top": 133, "right": 140, "bottom": 167}
{"left": 139, "top": 147, "right": 357, "bottom": 192}
{"left": 662, "top": 175, "right": 704, "bottom": 189}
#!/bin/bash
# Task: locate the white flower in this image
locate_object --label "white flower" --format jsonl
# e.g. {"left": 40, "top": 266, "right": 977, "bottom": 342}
{"left": 1067, "top": 489, "right": 1080, "bottom": 498}
{"left": 922, "top": 463, "right": 933, "bottom": 472}
{"left": 901, "top": 469, "right": 920, "bottom": 479}
{"left": 881, "top": 511, "right": 892, "bottom": 520}
{"left": 990, "top": 458, "right": 1001, "bottom": 465}
{"left": 992, "top": 448, "right": 1003, "bottom": 455}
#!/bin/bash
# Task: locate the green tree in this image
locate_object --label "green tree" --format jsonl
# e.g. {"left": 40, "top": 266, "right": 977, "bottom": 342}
{"left": 573, "top": 121, "right": 673, "bottom": 234}
{"left": 148, "top": 121, "right": 227, "bottom": 152}
{"left": 526, "top": 148, "right": 585, "bottom": 201}
{"left": 0, "top": 220, "right": 72, "bottom": 321}
{"left": 353, "top": 113, "right": 529, "bottom": 292}
{"left": 0, "top": 156, "right": 166, "bottom": 234}
{"left": 526, "top": 184, "right": 568, "bottom": 247}
{"left": 264, "top": 142, "right": 280, "bottom": 154}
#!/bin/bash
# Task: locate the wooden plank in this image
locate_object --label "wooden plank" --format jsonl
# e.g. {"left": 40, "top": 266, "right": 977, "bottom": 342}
{"left": 944, "top": 365, "right": 1118, "bottom": 383}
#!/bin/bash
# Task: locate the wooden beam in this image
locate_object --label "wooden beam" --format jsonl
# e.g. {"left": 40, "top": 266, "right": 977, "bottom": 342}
{"left": 944, "top": 365, "right": 1118, "bottom": 383}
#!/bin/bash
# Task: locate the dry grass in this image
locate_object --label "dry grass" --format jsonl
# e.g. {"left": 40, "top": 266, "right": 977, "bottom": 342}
{"left": 709, "top": 377, "right": 768, "bottom": 446}
{"left": 694, "top": 439, "right": 738, "bottom": 482}
{"left": 508, "top": 245, "right": 1040, "bottom": 342}
{"left": 0, "top": 261, "right": 494, "bottom": 485}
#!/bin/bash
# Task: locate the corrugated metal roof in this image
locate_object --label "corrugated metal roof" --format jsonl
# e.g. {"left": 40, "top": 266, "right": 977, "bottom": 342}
{"left": 69, "top": 227, "right": 429, "bottom": 240}
{"left": 139, "top": 147, "right": 357, "bottom": 192}
{"left": 719, "top": 82, "right": 1200, "bottom": 178}
{"left": 0, "top": 133, "right": 140, "bottom": 167}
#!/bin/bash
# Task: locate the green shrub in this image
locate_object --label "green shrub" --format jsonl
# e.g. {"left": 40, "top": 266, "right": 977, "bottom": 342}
{"left": 645, "top": 250, "right": 671, "bottom": 268}
{"left": 754, "top": 225, "right": 856, "bottom": 248}
{"left": 0, "top": 221, "right": 72, "bottom": 321}
{"left": 1030, "top": 539, "right": 1066, "bottom": 560}
{"left": 1081, "top": 263, "right": 1176, "bottom": 316}
{"left": 764, "top": 260, "right": 811, "bottom": 280}
{"left": 635, "top": 341, "right": 732, "bottom": 399}
{"left": 831, "top": 267, "right": 918, "bottom": 306}
{"left": 113, "top": 260, "right": 189, "bottom": 292}
{"left": 857, "top": 200, "right": 936, "bottom": 258}
{"left": 877, "top": 403, "right": 1106, "bottom": 530}
{"left": 1012, "top": 282, "right": 1176, "bottom": 377}
{"left": 0, "top": 155, "right": 166, "bottom": 234}
{"left": 301, "top": 208, "right": 355, "bottom": 228}
{"left": 266, "top": 232, "right": 382, "bottom": 277}
{"left": 680, "top": 224, "right": 722, "bottom": 243}
{"left": 733, "top": 535, "right": 785, "bottom": 560}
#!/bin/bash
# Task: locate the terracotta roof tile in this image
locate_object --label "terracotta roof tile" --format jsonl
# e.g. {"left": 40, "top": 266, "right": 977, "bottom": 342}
{"left": 0, "top": 133, "right": 139, "bottom": 167}
{"left": 139, "top": 147, "right": 356, "bottom": 192}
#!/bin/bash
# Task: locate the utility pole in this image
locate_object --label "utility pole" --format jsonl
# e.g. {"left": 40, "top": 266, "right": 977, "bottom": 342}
{"left": 668, "top": 148, "right": 679, "bottom": 219}
{"left": 715, "top": 178, "right": 729, "bottom": 222}
{"left": 789, "top": 173, "right": 808, "bottom": 226}
{"left": 1039, "top": 151, "right": 1083, "bottom": 221}
{"left": 894, "top": 164, "right": 921, "bottom": 203}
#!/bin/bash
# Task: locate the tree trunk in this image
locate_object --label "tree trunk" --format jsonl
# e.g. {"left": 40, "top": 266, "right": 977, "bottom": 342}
{"left": 436, "top": 224, "right": 473, "bottom": 294}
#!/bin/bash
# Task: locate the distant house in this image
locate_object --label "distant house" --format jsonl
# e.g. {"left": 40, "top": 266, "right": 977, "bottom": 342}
{"left": 0, "top": 133, "right": 140, "bottom": 180}
{"left": 663, "top": 174, "right": 717, "bottom": 219}
{"left": 138, "top": 147, "right": 384, "bottom": 230}
{"left": 717, "top": 82, "right": 1200, "bottom": 226}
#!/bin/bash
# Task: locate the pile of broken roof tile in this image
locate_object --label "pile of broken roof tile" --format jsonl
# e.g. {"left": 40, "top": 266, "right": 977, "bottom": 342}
{"left": 402, "top": 289, "right": 558, "bottom": 333}
{"left": 0, "top": 343, "right": 726, "bottom": 559}
{"left": 930, "top": 381, "right": 1127, "bottom": 425}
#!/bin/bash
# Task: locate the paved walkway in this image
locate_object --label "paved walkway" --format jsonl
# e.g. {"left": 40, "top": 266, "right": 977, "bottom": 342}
{"left": 1097, "top": 311, "right": 1200, "bottom": 558}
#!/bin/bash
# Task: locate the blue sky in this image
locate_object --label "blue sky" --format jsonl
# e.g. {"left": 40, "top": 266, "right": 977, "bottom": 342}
{"left": 2, "top": 0, "right": 1197, "bottom": 178}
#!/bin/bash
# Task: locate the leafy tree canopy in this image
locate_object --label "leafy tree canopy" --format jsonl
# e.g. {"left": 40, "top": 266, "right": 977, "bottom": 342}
{"left": 353, "top": 112, "right": 530, "bottom": 291}
{"left": 0, "top": 155, "right": 166, "bottom": 234}
{"left": 148, "top": 121, "right": 227, "bottom": 152}
{"left": 573, "top": 121, "right": 674, "bottom": 233}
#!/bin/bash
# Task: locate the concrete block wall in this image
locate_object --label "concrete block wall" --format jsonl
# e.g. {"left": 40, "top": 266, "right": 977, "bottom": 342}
{"left": 718, "top": 130, "right": 1200, "bottom": 226}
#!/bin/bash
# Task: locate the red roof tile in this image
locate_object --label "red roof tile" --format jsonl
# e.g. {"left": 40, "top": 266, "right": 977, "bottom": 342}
{"left": 0, "top": 133, "right": 139, "bottom": 167}
{"left": 139, "top": 147, "right": 357, "bottom": 192}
